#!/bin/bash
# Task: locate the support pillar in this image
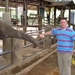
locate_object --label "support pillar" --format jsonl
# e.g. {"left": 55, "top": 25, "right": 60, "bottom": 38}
{"left": 3, "top": 38, "right": 22, "bottom": 66}
{"left": 5, "top": 0, "right": 9, "bottom": 12}
{"left": 23, "top": 0, "right": 28, "bottom": 45}
{"left": 11, "top": 38, "right": 22, "bottom": 66}
{"left": 3, "top": 0, "right": 13, "bottom": 25}
{"left": 43, "top": 25, "right": 52, "bottom": 49}
{"left": 3, "top": 38, "right": 12, "bottom": 60}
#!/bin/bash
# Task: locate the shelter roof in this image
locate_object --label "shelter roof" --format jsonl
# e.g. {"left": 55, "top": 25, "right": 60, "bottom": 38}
{"left": 0, "top": 0, "right": 52, "bottom": 9}
{"left": 0, "top": 0, "right": 75, "bottom": 10}
{"left": 49, "top": 1, "right": 75, "bottom": 9}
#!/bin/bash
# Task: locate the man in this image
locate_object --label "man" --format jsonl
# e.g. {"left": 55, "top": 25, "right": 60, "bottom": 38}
{"left": 39, "top": 18, "right": 75, "bottom": 75}
{"left": 47, "top": 14, "right": 50, "bottom": 24}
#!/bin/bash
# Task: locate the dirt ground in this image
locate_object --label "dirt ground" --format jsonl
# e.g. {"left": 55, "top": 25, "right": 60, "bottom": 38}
{"left": 0, "top": 41, "right": 75, "bottom": 75}
{"left": 25, "top": 52, "right": 75, "bottom": 75}
{"left": 0, "top": 50, "right": 75, "bottom": 75}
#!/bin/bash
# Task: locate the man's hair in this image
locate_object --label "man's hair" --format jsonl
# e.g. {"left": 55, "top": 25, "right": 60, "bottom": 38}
{"left": 60, "top": 17, "right": 67, "bottom": 21}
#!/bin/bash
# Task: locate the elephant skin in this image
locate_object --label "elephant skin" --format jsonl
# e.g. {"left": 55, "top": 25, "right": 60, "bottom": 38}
{"left": 0, "top": 19, "right": 39, "bottom": 46}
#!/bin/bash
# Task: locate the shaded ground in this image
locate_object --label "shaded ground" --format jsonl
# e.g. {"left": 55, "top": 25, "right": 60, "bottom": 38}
{"left": 26, "top": 52, "right": 75, "bottom": 75}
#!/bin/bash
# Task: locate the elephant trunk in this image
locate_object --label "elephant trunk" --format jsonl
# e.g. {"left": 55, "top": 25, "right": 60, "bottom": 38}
{"left": 8, "top": 29, "right": 39, "bottom": 46}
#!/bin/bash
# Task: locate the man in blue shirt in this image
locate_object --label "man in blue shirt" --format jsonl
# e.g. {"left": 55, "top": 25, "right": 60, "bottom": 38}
{"left": 39, "top": 18, "right": 75, "bottom": 75}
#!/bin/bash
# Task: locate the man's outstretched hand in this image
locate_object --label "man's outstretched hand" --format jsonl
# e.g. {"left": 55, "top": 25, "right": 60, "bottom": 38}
{"left": 39, "top": 34, "right": 45, "bottom": 39}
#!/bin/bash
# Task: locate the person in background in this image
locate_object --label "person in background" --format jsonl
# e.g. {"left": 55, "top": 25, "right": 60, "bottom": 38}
{"left": 39, "top": 18, "right": 75, "bottom": 75}
{"left": 22, "top": 9, "right": 26, "bottom": 16}
{"left": 57, "top": 15, "right": 61, "bottom": 24}
{"left": 21, "top": 15, "right": 23, "bottom": 25}
{"left": 47, "top": 14, "right": 50, "bottom": 24}
{"left": 22, "top": 9, "right": 26, "bottom": 25}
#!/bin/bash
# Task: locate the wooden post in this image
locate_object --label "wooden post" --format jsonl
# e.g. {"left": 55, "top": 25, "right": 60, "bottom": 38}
{"left": 38, "top": 0, "right": 43, "bottom": 31}
{"left": 43, "top": 25, "right": 52, "bottom": 49}
{"left": 3, "top": 0, "right": 13, "bottom": 25}
{"left": 11, "top": 38, "right": 22, "bottom": 66}
{"left": 3, "top": 38, "right": 12, "bottom": 60}
{"left": 5, "top": 0, "right": 9, "bottom": 12}
{"left": 15, "top": 0, "right": 18, "bottom": 19}
{"left": 3, "top": 38, "right": 22, "bottom": 66}
{"left": 23, "top": 0, "right": 28, "bottom": 45}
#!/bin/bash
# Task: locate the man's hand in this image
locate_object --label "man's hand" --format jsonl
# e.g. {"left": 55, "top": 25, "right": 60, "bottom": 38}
{"left": 73, "top": 50, "right": 75, "bottom": 53}
{"left": 39, "top": 34, "right": 45, "bottom": 38}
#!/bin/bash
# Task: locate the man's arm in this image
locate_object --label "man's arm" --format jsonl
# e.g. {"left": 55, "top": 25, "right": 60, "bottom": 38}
{"left": 73, "top": 42, "right": 75, "bottom": 53}
{"left": 39, "top": 31, "right": 52, "bottom": 38}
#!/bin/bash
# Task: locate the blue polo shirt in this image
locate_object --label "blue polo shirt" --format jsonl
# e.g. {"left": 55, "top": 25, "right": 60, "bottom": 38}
{"left": 51, "top": 27, "right": 75, "bottom": 53}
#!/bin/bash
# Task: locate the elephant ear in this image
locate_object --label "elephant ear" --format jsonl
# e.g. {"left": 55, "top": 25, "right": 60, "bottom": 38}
{"left": 0, "top": 19, "right": 39, "bottom": 46}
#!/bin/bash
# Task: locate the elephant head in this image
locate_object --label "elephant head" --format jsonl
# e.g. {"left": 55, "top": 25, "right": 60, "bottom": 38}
{"left": 0, "top": 19, "right": 39, "bottom": 46}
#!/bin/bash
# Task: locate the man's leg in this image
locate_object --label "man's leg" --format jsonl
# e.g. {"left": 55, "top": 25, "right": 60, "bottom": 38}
{"left": 57, "top": 52, "right": 64, "bottom": 75}
{"left": 63, "top": 53, "right": 72, "bottom": 75}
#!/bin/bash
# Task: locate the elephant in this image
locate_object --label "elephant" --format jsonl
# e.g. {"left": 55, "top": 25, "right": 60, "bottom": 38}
{"left": 0, "top": 19, "right": 39, "bottom": 46}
